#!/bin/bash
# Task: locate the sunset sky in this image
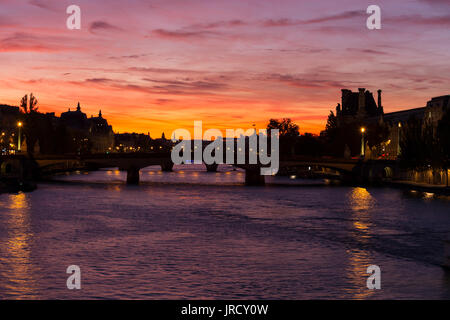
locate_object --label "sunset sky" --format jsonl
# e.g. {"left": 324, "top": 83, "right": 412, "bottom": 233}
{"left": 0, "top": 0, "right": 449, "bottom": 136}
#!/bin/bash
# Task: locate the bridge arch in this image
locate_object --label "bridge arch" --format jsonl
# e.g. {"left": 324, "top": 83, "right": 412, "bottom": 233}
{"left": 1, "top": 160, "right": 22, "bottom": 177}
{"left": 384, "top": 166, "right": 393, "bottom": 179}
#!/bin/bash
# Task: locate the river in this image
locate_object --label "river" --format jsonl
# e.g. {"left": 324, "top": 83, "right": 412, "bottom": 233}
{"left": 0, "top": 164, "right": 449, "bottom": 299}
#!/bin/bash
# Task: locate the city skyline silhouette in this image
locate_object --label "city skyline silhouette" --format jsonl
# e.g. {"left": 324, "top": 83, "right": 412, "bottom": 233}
{"left": 0, "top": 0, "right": 449, "bottom": 136}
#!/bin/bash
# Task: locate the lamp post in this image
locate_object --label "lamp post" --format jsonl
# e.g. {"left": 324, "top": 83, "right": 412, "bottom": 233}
{"left": 360, "top": 127, "right": 366, "bottom": 157}
{"left": 17, "top": 122, "right": 23, "bottom": 152}
{"left": 397, "top": 122, "right": 402, "bottom": 157}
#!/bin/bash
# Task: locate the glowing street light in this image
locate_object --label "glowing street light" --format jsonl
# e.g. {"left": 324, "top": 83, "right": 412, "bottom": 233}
{"left": 17, "top": 122, "right": 23, "bottom": 152}
{"left": 360, "top": 127, "right": 366, "bottom": 157}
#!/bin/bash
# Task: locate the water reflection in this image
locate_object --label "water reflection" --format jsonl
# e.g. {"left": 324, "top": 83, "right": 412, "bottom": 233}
{"left": 349, "top": 187, "right": 375, "bottom": 242}
{"left": 0, "top": 193, "right": 38, "bottom": 298}
{"left": 1, "top": 170, "right": 447, "bottom": 299}
{"left": 345, "top": 249, "right": 375, "bottom": 299}
{"left": 345, "top": 188, "right": 376, "bottom": 299}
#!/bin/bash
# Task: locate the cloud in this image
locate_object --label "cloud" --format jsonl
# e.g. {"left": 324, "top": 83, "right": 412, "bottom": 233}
{"left": 89, "top": 21, "right": 124, "bottom": 34}
{"left": 128, "top": 67, "right": 208, "bottom": 75}
{"left": 304, "top": 10, "right": 364, "bottom": 24}
{"left": 385, "top": 14, "right": 450, "bottom": 26}
{"left": 265, "top": 47, "right": 330, "bottom": 54}
{"left": 142, "top": 78, "right": 227, "bottom": 91}
{"left": 150, "top": 11, "right": 364, "bottom": 42}
{"left": 0, "top": 32, "right": 71, "bottom": 53}
{"left": 74, "top": 76, "right": 229, "bottom": 97}
{"left": 28, "top": 0, "right": 57, "bottom": 11}
{"left": 268, "top": 74, "right": 347, "bottom": 89}
{"left": 85, "top": 78, "right": 114, "bottom": 84}
{"left": 419, "top": 0, "right": 450, "bottom": 6}
{"left": 347, "top": 48, "right": 389, "bottom": 55}
{"left": 188, "top": 20, "right": 248, "bottom": 29}
{"left": 150, "top": 28, "right": 218, "bottom": 39}
{"left": 0, "top": 15, "right": 15, "bottom": 27}
{"left": 262, "top": 10, "right": 364, "bottom": 27}
{"left": 108, "top": 54, "right": 150, "bottom": 60}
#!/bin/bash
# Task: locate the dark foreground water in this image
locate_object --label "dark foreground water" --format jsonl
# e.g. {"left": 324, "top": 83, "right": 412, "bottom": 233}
{"left": 1, "top": 165, "right": 450, "bottom": 299}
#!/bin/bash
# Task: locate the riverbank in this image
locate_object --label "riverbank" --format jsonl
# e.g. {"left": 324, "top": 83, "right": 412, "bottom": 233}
{"left": 0, "top": 179, "right": 37, "bottom": 193}
{"left": 389, "top": 180, "right": 450, "bottom": 195}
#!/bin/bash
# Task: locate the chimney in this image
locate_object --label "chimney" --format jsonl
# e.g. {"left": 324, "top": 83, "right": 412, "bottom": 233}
{"left": 358, "top": 88, "right": 366, "bottom": 111}
{"left": 341, "top": 89, "right": 351, "bottom": 112}
{"left": 377, "top": 89, "right": 382, "bottom": 109}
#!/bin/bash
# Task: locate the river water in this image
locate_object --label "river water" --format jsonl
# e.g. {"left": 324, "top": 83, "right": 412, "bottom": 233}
{"left": 0, "top": 164, "right": 449, "bottom": 299}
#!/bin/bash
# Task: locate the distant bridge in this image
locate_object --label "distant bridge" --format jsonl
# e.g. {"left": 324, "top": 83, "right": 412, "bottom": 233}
{"left": 1, "top": 153, "right": 399, "bottom": 186}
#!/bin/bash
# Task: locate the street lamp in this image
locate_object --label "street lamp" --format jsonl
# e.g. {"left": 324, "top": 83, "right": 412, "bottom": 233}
{"left": 360, "top": 127, "right": 366, "bottom": 157}
{"left": 397, "top": 122, "right": 402, "bottom": 157}
{"left": 17, "top": 122, "right": 23, "bottom": 152}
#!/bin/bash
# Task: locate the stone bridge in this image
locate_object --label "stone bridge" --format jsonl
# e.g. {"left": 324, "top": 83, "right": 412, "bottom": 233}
{"left": 32, "top": 153, "right": 220, "bottom": 184}
{"left": 1, "top": 153, "right": 400, "bottom": 186}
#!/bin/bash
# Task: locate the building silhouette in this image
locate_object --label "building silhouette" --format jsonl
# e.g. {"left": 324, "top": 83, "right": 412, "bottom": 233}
{"left": 334, "top": 89, "right": 450, "bottom": 159}
{"left": 1, "top": 102, "right": 115, "bottom": 154}
{"left": 61, "top": 102, "right": 114, "bottom": 153}
{"left": 336, "top": 88, "right": 383, "bottom": 126}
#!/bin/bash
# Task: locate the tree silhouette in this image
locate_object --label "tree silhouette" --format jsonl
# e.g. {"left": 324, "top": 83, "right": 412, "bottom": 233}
{"left": 325, "top": 111, "right": 337, "bottom": 134}
{"left": 20, "top": 93, "right": 39, "bottom": 114}
{"left": 366, "top": 121, "right": 389, "bottom": 150}
{"left": 19, "top": 93, "right": 39, "bottom": 156}
{"left": 267, "top": 118, "right": 299, "bottom": 156}
{"left": 267, "top": 118, "right": 299, "bottom": 138}
{"left": 399, "top": 115, "right": 437, "bottom": 168}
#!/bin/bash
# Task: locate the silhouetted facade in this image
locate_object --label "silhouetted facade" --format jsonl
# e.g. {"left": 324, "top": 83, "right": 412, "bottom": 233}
{"left": 332, "top": 89, "right": 449, "bottom": 159}
{"left": 0, "top": 105, "right": 21, "bottom": 154}
{"left": 336, "top": 88, "right": 383, "bottom": 126}
{"left": 61, "top": 102, "right": 89, "bottom": 131}
{"left": 1, "top": 102, "right": 115, "bottom": 155}
{"left": 114, "top": 132, "right": 172, "bottom": 152}
{"left": 61, "top": 103, "right": 114, "bottom": 153}
{"left": 89, "top": 110, "right": 114, "bottom": 153}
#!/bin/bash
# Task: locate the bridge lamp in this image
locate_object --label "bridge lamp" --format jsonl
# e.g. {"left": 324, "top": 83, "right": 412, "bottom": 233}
{"left": 360, "top": 127, "right": 366, "bottom": 157}
{"left": 17, "top": 122, "right": 23, "bottom": 152}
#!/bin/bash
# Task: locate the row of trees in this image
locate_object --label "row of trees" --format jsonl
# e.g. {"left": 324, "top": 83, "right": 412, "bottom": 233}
{"left": 399, "top": 109, "right": 450, "bottom": 170}
{"left": 18, "top": 93, "right": 94, "bottom": 156}
{"left": 266, "top": 118, "right": 326, "bottom": 157}
{"left": 267, "top": 109, "right": 449, "bottom": 163}
{"left": 323, "top": 111, "right": 390, "bottom": 158}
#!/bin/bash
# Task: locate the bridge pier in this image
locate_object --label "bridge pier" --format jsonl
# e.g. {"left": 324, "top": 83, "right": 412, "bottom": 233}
{"left": 161, "top": 159, "right": 174, "bottom": 172}
{"left": 245, "top": 169, "right": 265, "bottom": 186}
{"left": 0, "top": 156, "right": 37, "bottom": 192}
{"left": 126, "top": 166, "right": 140, "bottom": 184}
{"left": 205, "top": 163, "right": 219, "bottom": 172}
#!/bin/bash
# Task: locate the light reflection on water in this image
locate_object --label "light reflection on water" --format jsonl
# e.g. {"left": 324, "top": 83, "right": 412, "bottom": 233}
{"left": 0, "top": 193, "right": 39, "bottom": 298}
{"left": 346, "top": 188, "right": 376, "bottom": 299}
{"left": 0, "top": 165, "right": 450, "bottom": 299}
